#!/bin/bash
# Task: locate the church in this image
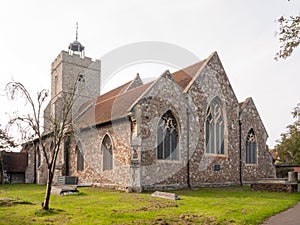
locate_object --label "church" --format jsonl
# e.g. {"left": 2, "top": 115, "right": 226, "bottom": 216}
{"left": 22, "top": 38, "right": 275, "bottom": 192}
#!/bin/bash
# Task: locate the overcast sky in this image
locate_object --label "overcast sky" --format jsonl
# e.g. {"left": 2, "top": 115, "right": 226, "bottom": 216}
{"left": 0, "top": 0, "right": 300, "bottom": 148}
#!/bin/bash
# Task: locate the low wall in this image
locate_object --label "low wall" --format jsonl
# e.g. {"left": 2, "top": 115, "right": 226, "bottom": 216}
{"left": 251, "top": 182, "right": 298, "bottom": 193}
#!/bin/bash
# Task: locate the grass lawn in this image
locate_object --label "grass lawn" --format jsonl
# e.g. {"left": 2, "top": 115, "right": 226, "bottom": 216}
{"left": 0, "top": 184, "right": 299, "bottom": 224}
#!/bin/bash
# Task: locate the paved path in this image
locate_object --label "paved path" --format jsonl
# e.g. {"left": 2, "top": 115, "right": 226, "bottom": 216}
{"left": 262, "top": 202, "right": 300, "bottom": 225}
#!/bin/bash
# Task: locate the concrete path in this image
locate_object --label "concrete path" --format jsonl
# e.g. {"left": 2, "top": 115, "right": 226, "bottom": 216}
{"left": 262, "top": 202, "right": 300, "bottom": 225}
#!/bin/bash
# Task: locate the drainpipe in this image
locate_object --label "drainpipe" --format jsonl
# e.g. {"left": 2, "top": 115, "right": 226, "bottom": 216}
{"left": 186, "top": 95, "right": 191, "bottom": 188}
{"left": 239, "top": 112, "right": 243, "bottom": 186}
{"left": 33, "top": 142, "right": 37, "bottom": 184}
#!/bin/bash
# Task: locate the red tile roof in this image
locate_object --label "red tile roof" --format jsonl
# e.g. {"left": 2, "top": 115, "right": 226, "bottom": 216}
{"left": 76, "top": 81, "right": 153, "bottom": 128}
{"left": 76, "top": 80, "right": 132, "bottom": 116}
{"left": 172, "top": 60, "right": 207, "bottom": 89}
{"left": 76, "top": 58, "right": 210, "bottom": 128}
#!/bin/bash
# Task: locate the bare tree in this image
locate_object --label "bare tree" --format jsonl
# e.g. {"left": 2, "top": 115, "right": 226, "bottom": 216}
{"left": 6, "top": 79, "right": 79, "bottom": 210}
{"left": 0, "top": 125, "right": 16, "bottom": 150}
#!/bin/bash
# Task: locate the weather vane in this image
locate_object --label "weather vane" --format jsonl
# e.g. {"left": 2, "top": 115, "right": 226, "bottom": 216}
{"left": 76, "top": 22, "right": 78, "bottom": 41}
{"left": 68, "top": 22, "right": 85, "bottom": 58}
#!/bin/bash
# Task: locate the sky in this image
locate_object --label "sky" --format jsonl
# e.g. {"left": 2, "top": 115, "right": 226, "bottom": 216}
{"left": 0, "top": 0, "right": 300, "bottom": 149}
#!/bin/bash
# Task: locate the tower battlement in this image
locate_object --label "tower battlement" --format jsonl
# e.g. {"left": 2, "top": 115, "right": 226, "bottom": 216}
{"left": 51, "top": 50, "right": 100, "bottom": 72}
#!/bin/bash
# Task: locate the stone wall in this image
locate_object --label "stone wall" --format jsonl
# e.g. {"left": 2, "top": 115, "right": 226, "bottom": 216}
{"left": 251, "top": 182, "right": 297, "bottom": 193}
{"left": 187, "top": 52, "right": 241, "bottom": 187}
{"left": 240, "top": 98, "right": 276, "bottom": 183}
{"left": 68, "top": 119, "right": 132, "bottom": 190}
{"left": 132, "top": 53, "right": 274, "bottom": 191}
{"left": 135, "top": 71, "right": 190, "bottom": 189}
{"left": 134, "top": 53, "right": 243, "bottom": 190}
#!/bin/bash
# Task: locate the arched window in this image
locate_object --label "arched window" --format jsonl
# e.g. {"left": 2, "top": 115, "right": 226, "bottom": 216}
{"left": 37, "top": 145, "right": 41, "bottom": 168}
{"left": 102, "top": 135, "right": 113, "bottom": 171}
{"left": 205, "top": 98, "right": 225, "bottom": 154}
{"left": 50, "top": 141, "right": 54, "bottom": 152}
{"left": 76, "top": 141, "right": 84, "bottom": 171}
{"left": 246, "top": 129, "right": 257, "bottom": 164}
{"left": 157, "top": 110, "right": 179, "bottom": 160}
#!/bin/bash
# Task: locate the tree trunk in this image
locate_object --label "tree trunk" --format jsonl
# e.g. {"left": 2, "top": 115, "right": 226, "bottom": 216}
{"left": 42, "top": 169, "right": 54, "bottom": 210}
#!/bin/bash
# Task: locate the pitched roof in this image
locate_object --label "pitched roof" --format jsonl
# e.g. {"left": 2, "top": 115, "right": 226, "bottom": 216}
{"left": 76, "top": 81, "right": 153, "bottom": 128}
{"left": 172, "top": 59, "right": 207, "bottom": 89}
{"left": 1, "top": 151, "right": 28, "bottom": 173}
{"left": 76, "top": 56, "right": 212, "bottom": 128}
{"left": 76, "top": 80, "right": 133, "bottom": 116}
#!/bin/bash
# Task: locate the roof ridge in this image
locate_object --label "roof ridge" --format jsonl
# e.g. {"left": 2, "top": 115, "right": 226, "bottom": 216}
{"left": 96, "top": 80, "right": 154, "bottom": 106}
{"left": 183, "top": 52, "right": 215, "bottom": 92}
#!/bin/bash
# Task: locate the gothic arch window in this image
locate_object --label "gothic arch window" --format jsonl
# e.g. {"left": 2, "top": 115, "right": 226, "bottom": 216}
{"left": 246, "top": 129, "right": 257, "bottom": 164}
{"left": 76, "top": 141, "right": 84, "bottom": 171}
{"left": 50, "top": 141, "right": 54, "bottom": 152}
{"left": 37, "top": 145, "right": 41, "bottom": 168}
{"left": 102, "top": 135, "right": 113, "bottom": 171}
{"left": 205, "top": 98, "right": 225, "bottom": 154}
{"left": 157, "top": 110, "right": 179, "bottom": 160}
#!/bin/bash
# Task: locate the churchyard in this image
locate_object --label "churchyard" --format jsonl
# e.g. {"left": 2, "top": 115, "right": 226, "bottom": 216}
{"left": 0, "top": 184, "right": 299, "bottom": 224}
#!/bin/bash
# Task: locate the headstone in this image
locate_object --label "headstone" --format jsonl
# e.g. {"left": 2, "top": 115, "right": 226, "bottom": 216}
{"left": 151, "top": 191, "right": 180, "bottom": 200}
{"left": 288, "top": 172, "right": 298, "bottom": 183}
{"left": 51, "top": 185, "right": 78, "bottom": 196}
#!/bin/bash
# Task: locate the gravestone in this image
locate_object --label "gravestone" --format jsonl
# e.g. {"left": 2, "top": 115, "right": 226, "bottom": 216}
{"left": 151, "top": 191, "right": 180, "bottom": 200}
{"left": 51, "top": 185, "right": 78, "bottom": 196}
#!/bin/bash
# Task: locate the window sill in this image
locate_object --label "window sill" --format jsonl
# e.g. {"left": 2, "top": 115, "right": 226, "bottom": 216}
{"left": 205, "top": 153, "right": 227, "bottom": 159}
{"left": 156, "top": 159, "right": 182, "bottom": 164}
{"left": 245, "top": 163, "right": 258, "bottom": 166}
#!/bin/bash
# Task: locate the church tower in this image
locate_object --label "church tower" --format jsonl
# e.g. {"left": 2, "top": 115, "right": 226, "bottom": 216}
{"left": 44, "top": 24, "right": 101, "bottom": 132}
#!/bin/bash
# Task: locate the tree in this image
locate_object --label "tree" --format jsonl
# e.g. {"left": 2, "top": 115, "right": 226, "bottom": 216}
{"left": 275, "top": 103, "right": 300, "bottom": 164}
{"left": 6, "top": 79, "right": 79, "bottom": 210}
{"left": 276, "top": 10, "right": 300, "bottom": 59}
{"left": 0, "top": 125, "right": 16, "bottom": 150}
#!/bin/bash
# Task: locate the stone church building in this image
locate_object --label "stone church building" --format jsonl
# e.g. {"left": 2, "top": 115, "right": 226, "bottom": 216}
{"left": 22, "top": 41, "right": 275, "bottom": 192}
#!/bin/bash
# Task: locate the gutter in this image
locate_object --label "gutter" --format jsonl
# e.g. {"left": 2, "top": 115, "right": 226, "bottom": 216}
{"left": 239, "top": 112, "right": 243, "bottom": 186}
{"left": 186, "top": 95, "right": 191, "bottom": 188}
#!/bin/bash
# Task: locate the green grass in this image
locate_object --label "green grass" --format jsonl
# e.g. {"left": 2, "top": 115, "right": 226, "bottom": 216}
{"left": 0, "top": 184, "right": 299, "bottom": 224}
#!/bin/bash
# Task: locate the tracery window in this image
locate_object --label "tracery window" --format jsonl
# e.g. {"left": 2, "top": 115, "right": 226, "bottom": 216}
{"left": 102, "top": 135, "right": 113, "bottom": 171}
{"left": 246, "top": 129, "right": 257, "bottom": 164}
{"left": 76, "top": 141, "right": 84, "bottom": 171}
{"left": 157, "top": 110, "right": 179, "bottom": 160}
{"left": 205, "top": 98, "right": 225, "bottom": 154}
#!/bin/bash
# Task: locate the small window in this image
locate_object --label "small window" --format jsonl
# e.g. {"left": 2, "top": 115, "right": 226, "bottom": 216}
{"left": 246, "top": 129, "right": 257, "bottom": 164}
{"left": 76, "top": 141, "right": 84, "bottom": 171}
{"left": 78, "top": 74, "right": 85, "bottom": 82}
{"left": 157, "top": 110, "right": 179, "bottom": 160}
{"left": 54, "top": 76, "right": 58, "bottom": 94}
{"left": 205, "top": 98, "right": 225, "bottom": 154}
{"left": 102, "top": 135, "right": 113, "bottom": 171}
{"left": 50, "top": 141, "right": 54, "bottom": 152}
{"left": 37, "top": 145, "right": 41, "bottom": 168}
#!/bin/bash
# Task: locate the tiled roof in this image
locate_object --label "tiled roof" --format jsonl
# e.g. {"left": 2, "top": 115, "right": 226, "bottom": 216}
{"left": 1, "top": 151, "right": 28, "bottom": 173}
{"left": 76, "top": 58, "right": 210, "bottom": 128}
{"left": 76, "top": 81, "right": 153, "bottom": 128}
{"left": 172, "top": 60, "right": 207, "bottom": 89}
{"left": 76, "top": 80, "right": 132, "bottom": 116}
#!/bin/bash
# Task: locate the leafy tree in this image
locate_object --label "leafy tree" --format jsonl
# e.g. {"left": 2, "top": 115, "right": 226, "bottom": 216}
{"left": 275, "top": 103, "right": 300, "bottom": 164}
{"left": 6, "top": 79, "right": 79, "bottom": 210}
{"left": 276, "top": 8, "right": 300, "bottom": 59}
